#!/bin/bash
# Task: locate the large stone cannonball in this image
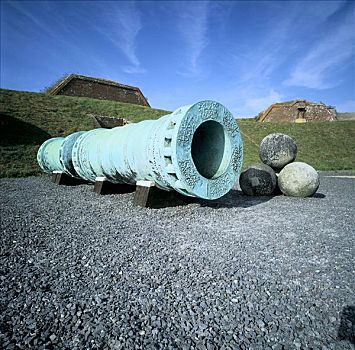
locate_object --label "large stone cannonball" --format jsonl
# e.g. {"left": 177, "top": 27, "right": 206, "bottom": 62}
{"left": 278, "top": 162, "right": 319, "bottom": 197}
{"left": 239, "top": 163, "right": 277, "bottom": 196}
{"left": 259, "top": 133, "right": 297, "bottom": 169}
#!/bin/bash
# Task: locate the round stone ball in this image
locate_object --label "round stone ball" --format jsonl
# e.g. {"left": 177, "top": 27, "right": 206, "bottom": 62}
{"left": 278, "top": 162, "right": 319, "bottom": 197}
{"left": 239, "top": 163, "right": 277, "bottom": 196}
{"left": 259, "top": 133, "right": 297, "bottom": 169}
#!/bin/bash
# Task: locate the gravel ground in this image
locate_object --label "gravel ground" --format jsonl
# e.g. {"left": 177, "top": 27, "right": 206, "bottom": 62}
{"left": 0, "top": 173, "right": 354, "bottom": 349}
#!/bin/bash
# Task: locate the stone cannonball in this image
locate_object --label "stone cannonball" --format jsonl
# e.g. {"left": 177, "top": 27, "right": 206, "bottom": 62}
{"left": 278, "top": 162, "right": 319, "bottom": 197}
{"left": 239, "top": 163, "right": 277, "bottom": 196}
{"left": 259, "top": 133, "right": 297, "bottom": 169}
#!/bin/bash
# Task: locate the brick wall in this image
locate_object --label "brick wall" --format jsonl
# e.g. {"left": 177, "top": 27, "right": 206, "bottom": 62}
{"left": 57, "top": 79, "right": 149, "bottom": 107}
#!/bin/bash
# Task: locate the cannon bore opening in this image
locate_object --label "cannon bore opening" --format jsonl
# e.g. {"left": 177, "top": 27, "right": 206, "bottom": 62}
{"left": 191, "top": 121, "right": 231, "bottom": 179}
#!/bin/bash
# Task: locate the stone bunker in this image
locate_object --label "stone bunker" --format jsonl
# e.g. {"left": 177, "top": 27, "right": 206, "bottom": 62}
{"left": 47, "top": 74, "right": 150, "bottom": 107}
{"left": 258, "top": 100, "right": 337, "bottom": 122}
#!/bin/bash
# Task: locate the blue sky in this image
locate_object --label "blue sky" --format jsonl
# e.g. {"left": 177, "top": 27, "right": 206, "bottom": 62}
{"left": 1, "top": 0, "right": 354, "bottom": 117}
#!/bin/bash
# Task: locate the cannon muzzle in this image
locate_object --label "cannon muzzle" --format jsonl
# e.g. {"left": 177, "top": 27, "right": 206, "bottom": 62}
{"left": 37, "top": 100, "right": 243, "bottom": 199}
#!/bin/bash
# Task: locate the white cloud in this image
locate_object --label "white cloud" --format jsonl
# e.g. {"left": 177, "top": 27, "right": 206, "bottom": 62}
{"left": 176, "top": 1, "right": 210, "bottom": 76}
{"left": 224, "top": 1, "right": 347, "bottom": 87}
{"left": 114, "top": 2, "right": 142, "bottom": 67}
{"left": 94, "top": 2, "right": 144, "bottom": 74}
{"left": 6, "top": 1, "right": 73, "bottom": 49}
{"left": 122, "top": 65, "right": 146, "bottom": 74}
{"left": 283, "top": 13, "right": 355, "bottom": 89}
{"left": 243, "top": 89, "right": 283, "bottom": 117}
{"left": 201, "top": 83, "right": 284, "bottom": 117}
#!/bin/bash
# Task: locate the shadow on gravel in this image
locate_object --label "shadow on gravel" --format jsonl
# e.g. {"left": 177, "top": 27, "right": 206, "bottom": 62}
{"left": 338, "top": 305, "right": 355, "bottom": 344}
{"left": 197, "top": 190, "right": 326, "bottom": 208}
{"left": 198, "top": 189, "right": 274, "bottom": 208}
{"left": 313, "top": 193, "right": 326, "bottom": 198}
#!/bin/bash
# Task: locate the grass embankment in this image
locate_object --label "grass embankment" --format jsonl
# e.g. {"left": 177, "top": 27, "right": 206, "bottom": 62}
{"left": 238, "top": 119, "right": 355, "bottom": 171}
{"left": 1, "top": 88, "right": 354, "bottom": 178}
{"left": 0, "top": 89, "right": 169, "bottom": 177}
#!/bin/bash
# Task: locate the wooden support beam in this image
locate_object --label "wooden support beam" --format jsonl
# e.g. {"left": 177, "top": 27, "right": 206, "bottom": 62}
{"left": 134, "top": 180, "right": 193, "bottom": 208}
{"left": 52, "top": 171, "right": 86, "bottom": 186}
{"left": 93, "top": 177, "right": 135, "bottom": 195}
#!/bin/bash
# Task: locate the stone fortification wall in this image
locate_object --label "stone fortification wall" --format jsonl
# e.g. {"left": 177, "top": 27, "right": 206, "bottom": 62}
{"left": 57, "top": 78, "right": 150, "bottom": 107}
{"left": 261, "top": 101, "right": 336, "bottom": 122}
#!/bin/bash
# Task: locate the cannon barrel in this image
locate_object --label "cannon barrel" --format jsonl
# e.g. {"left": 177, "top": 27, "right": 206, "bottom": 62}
{"left": 37, "top": 100, "right": 243, "bottom": 199}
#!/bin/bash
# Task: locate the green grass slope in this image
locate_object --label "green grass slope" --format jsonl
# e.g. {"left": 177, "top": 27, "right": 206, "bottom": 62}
{"left": 0, "top": 89, "right": 169, "bottom": 177}
{"left": 238, "top": 119, "right": 355, "bottom": 171}
{"left": 1, "top": 88, "right": 354, "bottom": 178}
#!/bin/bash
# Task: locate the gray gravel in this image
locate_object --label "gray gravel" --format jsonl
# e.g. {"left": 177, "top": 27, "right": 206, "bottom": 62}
{"left": 1, "top": 173, "right": 354, "bottom": 349}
